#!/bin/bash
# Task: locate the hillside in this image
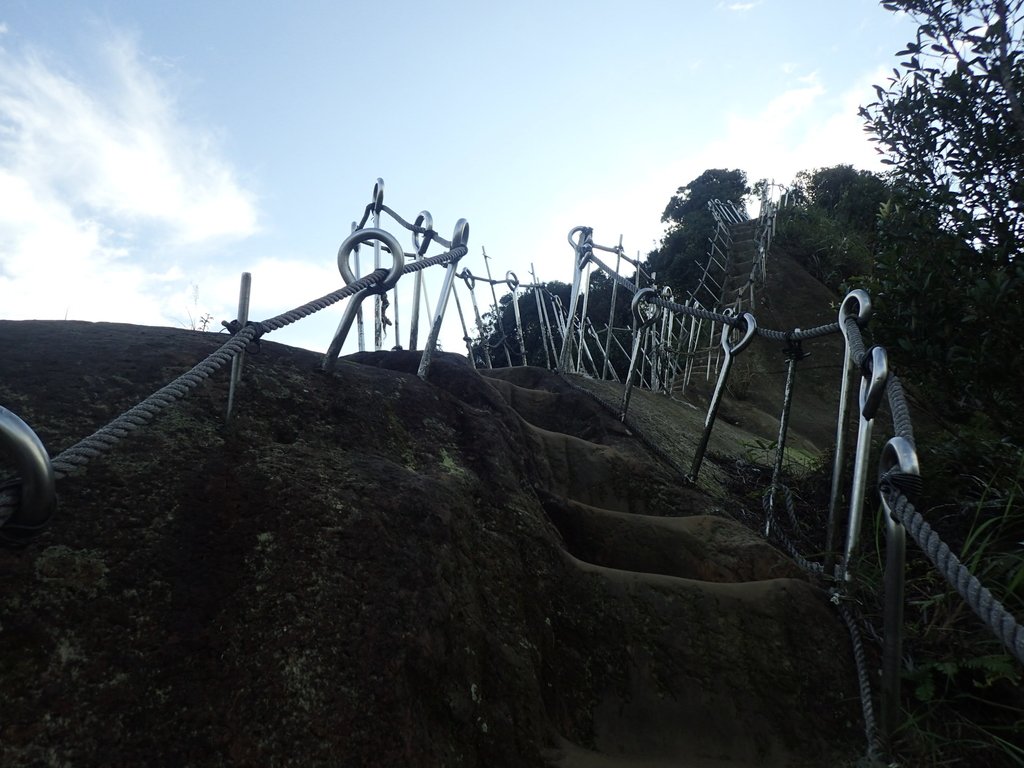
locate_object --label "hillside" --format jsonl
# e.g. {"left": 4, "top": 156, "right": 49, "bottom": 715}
{"left": 0, "top": 252, "right": 871, "bottom": 766}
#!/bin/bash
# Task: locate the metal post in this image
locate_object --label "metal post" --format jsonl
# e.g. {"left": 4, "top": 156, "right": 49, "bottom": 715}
{"left": 531, "top": 264, "right": 552, "bottom": 369}
{"left": 765, "top": 334, "right": 807, "bottom": 536}
{"left": 461, "top": 269, "right": 492, "bottom": 369}
{"left": 602, "top": 242, "right": 622, "bottom": 381}
{"left": 506, "top": 272, "right": 527, "bottom": 366}
{"left": 451, "top": 283, "right": 476, "bottom": 368}
{"left": 482, "top": 247, "right": 512, "bottom": 367}
{"left": 688, "top": 314, "right": 757, "bottom": 483}
{"left": 576, "top": 261, "right": 593, "bottom": 374}
{"left": 826, "top": 290, "right": 873, "bottom": 578}
{"left": 878, "top": 437, "right": 918, "bottom": 753}
{"left": 226, "top": 271, "right": 252, "bottom": 423}
{"left": 372, "top": 178, "right": 384, "bottom": 351}
{"left": 840, "top": 346, "right": 889, "bottom": 580}
{"left": 621, "top": 289, "right": 660, "bottom": 420}
{"left": 409, "top": 211, "right": 433, "bottom": 351}
{"left": 418, "top": 219, "right": 469, "bottom": 379}
{"left": 351, "top": 221, "right": 366, "bottom": 352}
{"left": 559, "top": 227, "right": 590, "bottom": 373}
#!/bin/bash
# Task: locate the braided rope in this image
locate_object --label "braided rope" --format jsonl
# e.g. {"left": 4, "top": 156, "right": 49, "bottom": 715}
{"left": 885, "top": 374, "right": 914, "bottom": 443}
{"left": 761, "top": 486, "right": 824, "bottom": 575}
{"left": 881, "top": 483, "right": 1024, "bottom": 665}
{"left": 837, "top": 600, "right": 886, "bottom": 762}
{"left": 0, "top": 247, "right": 467, "bottom": 526}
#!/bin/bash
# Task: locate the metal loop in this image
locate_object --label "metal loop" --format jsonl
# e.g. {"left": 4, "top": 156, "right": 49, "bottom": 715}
{"left": 879, "top": 436, "right": 921, "bottom": 505}
{"left": 459, "top": 268, "right": 476, "bottom": 291}
{"left": 451, "top": 218, "right": 470, "bottom": 249}
{"left": 567, "top": 225, "right": 591, "bottom": 249}
{"left": 505, "top": 271, "right": 519, "bottom": 292}
{"left": 0, "top": 406, "right": 56, "bottom": 534}
{"left": 860, "top": 346, "right": 889, "bottom": 420}
{"left": 413, "top": 211, "right": 434, "bottom": 255}
{"left": 337, "top": 228, "right": 405, "bottom": 292}
{"left": 372, "top": 178, "right": 384, "bottom": 215}
{"left": 631, "top": 287, "right": 661, "bottom": 330}
{"left": 839, "top": 289, "right": 872, "bottom": 331}
{"left": 722, "top": 312, "right": 757, "bottom": 356}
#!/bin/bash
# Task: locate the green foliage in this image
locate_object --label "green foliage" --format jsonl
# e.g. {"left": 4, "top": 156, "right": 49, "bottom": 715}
{"left": 862, "top": 0, "right": 1024, "bottom": 264}
{"left": 648, "top": 169, "right": 749, "bottom": 297}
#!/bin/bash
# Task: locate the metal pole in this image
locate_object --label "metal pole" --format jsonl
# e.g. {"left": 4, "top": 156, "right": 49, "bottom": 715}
{"left": 826, "top": 290, "right": 873, "bottom": 577}
{"left": 350, "top": 221, "right": 366, "bottom": 352}
{"left": 531, "top": 264, "right": 552, "bottom": 369}
{"left": 372, "top": 179, "right": 384, "bottom": 351}
{"left": 482, "top": 247, "right": 512, "bottom": 367}
{"left": 226, "top": 271, "right": 251, "bottom": 423}
{"left": 840, "top": 346, "right": 889, "bottom": 581}
{"left": 878, "top": 437, "right": 918, "bottom": 753}
{"left": 602, "top": 242, "right": 622, "bottom": 380}
{"left": 418, "top": 218, "right": 469, "bottom": 379}
{"left": 689, "top": 314, "right": 757, "bottom": 483}
{"left": 765, "top": 335, "right": 806, "bottom": 536}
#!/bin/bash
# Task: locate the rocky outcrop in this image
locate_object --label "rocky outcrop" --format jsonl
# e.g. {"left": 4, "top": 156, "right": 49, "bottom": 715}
{"left": 0, "top": 320, "right": 862, "bottom": 766}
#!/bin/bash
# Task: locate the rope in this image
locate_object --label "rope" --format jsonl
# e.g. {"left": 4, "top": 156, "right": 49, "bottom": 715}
{"left": 379, "top": 204, "right": 454, "bottom": 248}
{"left": 881, "top": 482, "right": 1024, "bottom": 665}
{"left": 837, "top": 600, "right": 886, "bottom": 763}
{"left": 0, "top": 246, "right": 467, "bottom": 526}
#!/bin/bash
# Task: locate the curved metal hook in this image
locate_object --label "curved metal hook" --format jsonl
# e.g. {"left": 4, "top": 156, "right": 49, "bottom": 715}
{"left": 567, "top": 226, "right": 591, "bottom": 249}
{"left": 0, "top": 406, "right": 56, "bottom": 534}
{"left": 879, "top": 436, "right": 920, "bottom": 500}
{"left": 631, "top": 288, "right": 661, "bottom": 330}
{"left": 505, "top": 271, "right": 519, "bottom": 292}
{"left": 413, "top": 211, "right": 434, "bottom": 255}
{"left": 451, "top": 218, "right": 470, "bottom": 249}
{"left": 337, "top": 227, "right": 405, "bottom": 292}
{"left": 859, "top": 345, "right": 889, "bottom": 420}
{"left": 372, "top": 178, "right": 385, "bottom": 215}
{"left": 721, "top": 312, "right": 757, "bottom": 356}
{"left": 839, "top": 289, "right": 872, "bottom": 333}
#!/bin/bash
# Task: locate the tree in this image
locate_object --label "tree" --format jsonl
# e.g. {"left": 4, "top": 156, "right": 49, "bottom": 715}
{"left": 648, "top": 169, "right": 749, "bottom": 297}
{"left": 861, "top": 0, "right": 1024, "bottom": 433}
{"left": 861, "top": 0, "right": 1024, "bottom": 263}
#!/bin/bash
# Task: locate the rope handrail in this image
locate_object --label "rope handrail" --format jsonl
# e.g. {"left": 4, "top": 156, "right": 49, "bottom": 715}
{"left": 0, "top": 246, "right": 467, "bottom": 531}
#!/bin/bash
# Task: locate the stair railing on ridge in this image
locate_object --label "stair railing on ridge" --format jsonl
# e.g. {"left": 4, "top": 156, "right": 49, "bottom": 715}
{"left": 0, "top": 178, "right": 471, "bottom": 539}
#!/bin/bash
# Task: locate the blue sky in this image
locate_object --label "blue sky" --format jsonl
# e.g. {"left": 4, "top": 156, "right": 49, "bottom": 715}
{"left": 0, "top": 1, "right": 919, "bottom": 356}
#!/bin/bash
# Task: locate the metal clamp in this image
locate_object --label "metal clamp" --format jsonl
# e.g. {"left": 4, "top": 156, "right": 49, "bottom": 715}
{"left": 337, "top": 228, "right": 406, "bottom": 292}
{"left": 0, "top": 406, "right": 56, "bottom": 537}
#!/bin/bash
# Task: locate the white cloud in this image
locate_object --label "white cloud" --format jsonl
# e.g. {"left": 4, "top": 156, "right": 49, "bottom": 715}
{"left": 0, "top": 28, "right": 259, "bottom": 324}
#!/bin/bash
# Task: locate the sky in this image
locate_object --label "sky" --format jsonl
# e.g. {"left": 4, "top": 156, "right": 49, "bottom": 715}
{"left": 0, "top": 0, "right": 921, "bottom": 359}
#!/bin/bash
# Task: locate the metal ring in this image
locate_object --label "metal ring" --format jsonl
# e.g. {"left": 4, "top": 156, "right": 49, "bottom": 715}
{"left": 451, "top": 218, "right": 470, "bottom": 249}
{"left": 337, "top": 228, "right": 405, "bottom": 292}
{"left": 0, "top": 406, "right": 56, "bottom": 533}
{"left": 413, "top": 211, "right": 433, "bottom": 255}
{"left": 839, "top": 289, "right": 872, "bottom": 330}
{"left": 630, "top": 288, "right": 661, "bottom": 330}
{"left": 505, "top": 271, "right": 519, "bottom": 292}
{"left": 372, "top": 178, "right": 385, "bottom": 215}
{"left": 459, "top": 268, "right": 476, "bottom": 290}
{"left": 879, "top": 436, "right": 920, "bottom": 493}
{"left": 722, "top": 312, "right": 757, "bottom": 356}
{"left": 860, "top": 345, "right": 889, "bottom": 420}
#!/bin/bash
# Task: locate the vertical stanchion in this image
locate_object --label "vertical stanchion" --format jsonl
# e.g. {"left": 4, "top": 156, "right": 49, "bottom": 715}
{"left": 688, "top": 313, "right": 757, "bottom": 483}
{"left": 482, "top": 247, "right": 512, "bottom": 367}
{"left": 602, "top": 240, "right": 622, "bottom": 381}
{"left": 878, "top": 437, "right": 919, "bottom": 754}
{"left": 372, "top": 179, "right": 384, "bottom": 351}
{"left": 840, "top": 346, "right": 889, "bottom": 581}
{"left": 506, "top": 272, "right": 526, "bottom": 366}
{"left": 559, "top": 227, "right": 590, "bottom": 373}
{"left": 225, "top": 271, "right": 252, "bottom": 423}
{"left": 461, "top": 269, "right": 492, "bottom": 369}
{"left": 765, "top": 333, "right": 807, "bottom": 536}
{"left": 621, "top": 289, "right": 660, "bottom": 420}
{"left": 531, "top": 264, "right": 552, "bottom": 369}
{"left": 418, "top": 220, "right": 469, "bottom": 379}
{"left": 826, "top": 290, "right": 873, "bottom": 577}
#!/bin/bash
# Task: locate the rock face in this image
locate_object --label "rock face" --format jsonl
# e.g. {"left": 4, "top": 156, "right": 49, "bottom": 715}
{"left": 0, "top": 320, "right": 862, "bottom": 767}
